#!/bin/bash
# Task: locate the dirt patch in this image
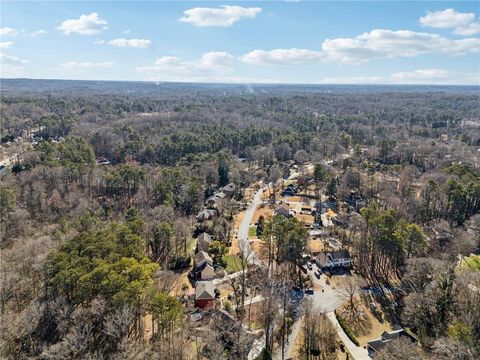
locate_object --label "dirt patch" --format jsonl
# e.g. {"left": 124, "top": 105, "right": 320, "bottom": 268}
{"left": 288, "top": 318, "right": 304, "bottom": 359}
{"left": 229, "top": 210, "right": 245, "bottom": 255}
{"left": 337, "top": 297, "right": 393, "bottom": 346}
{"left": 143, "top": 313, "right": 153, "bottom": 341}
{"left": 308, "top": 239, "right": 325, "bottom": 254}
{"left": 252, "top": 205, "right": 274, "bottom": 224}
{"left": 251, "top": 239, "right": 264, "bottom": 258}
{"left": 171, "top": 269, "right": 194, "bottom": 295}
{"left": 285, "top": 196, "right": 307, "bottom": 203}
{"left": 295, "top": 213, "right": 314, "bottom": 225}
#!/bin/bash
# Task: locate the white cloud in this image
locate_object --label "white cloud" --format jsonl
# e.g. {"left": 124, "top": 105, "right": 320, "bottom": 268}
{"left": 57, "top": 12, "right": 108, "bottom": 35}
{"left": 136, "top": 52, "right": 235, "bottom": 81}
{"left": 179, "top": 5, "right": 261, "bottom": 27}
{"left": 0, "top": 53, "right": 29, "bottom": 65}
{"left": 30, "top": 29, "right": 47, "bottom": 37}
{"left": 59, "top": 61, "right": 114, "bottom": 70}
{"left": 390, "top": 69, "right": 478, "bottom": 84}
{"left": 317, "top": 76, "right": 386, "bottom": 84}
{"left": 317, "top": 69, "right": 479, "bottom": 85}
{"left": 453, "top": 22, "right": 480, "bottom": 36}
{"left": 97, "top": 38, "right": 151, "bottom": 48}
{"left": 0, "top": 41, "right": 14, "bottom": 49}
{"left": 0, "top": 27, "right": 18, "bottom": 36}
{"left": 240, "top": 48, "right": 323, "bottom": 65}
{"left": 321, "top": 29, "right": 480, "bottom": 63}
{"left": 241, "top": 28, "right": 480, "bottom": 66}
{"left": 241, "top": 29, "right": 479, "bottom": 66}
{"left": 420, "top": 9, "right": 480, "bottom": 35}
{"left": 0, "top": 53, "right": 29, "bottom": 77}
{"left": 420, "top": 9, "right": 475, "bottom": 28}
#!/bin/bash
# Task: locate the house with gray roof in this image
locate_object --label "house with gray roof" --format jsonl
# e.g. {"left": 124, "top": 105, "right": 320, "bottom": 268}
{"left": 367, "top": 325, "right": 416, "bottom": 357}
{"left": 316, "top": 251, "right": 351, "bottom": 269}
{"left": 196, "top": 208, "right": 216, "bottom": 222}
{"left": 197, "top": 232, "right": 213, "bottom": 252}
{"left": 195, "top": 280, "right": 215, "bottom": 309}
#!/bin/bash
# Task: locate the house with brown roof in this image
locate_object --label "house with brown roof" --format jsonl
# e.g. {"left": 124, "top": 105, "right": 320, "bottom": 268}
{"left": 197, "top": 232, "right": 212, "bottom": 252}
{"left": 193, "top": 251, "right": 215, "bottom": 280}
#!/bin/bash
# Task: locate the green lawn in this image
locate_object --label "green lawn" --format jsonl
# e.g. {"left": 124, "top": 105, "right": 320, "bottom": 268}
{"left": 248, "top": 226, "right": 257, "bottom": 237}
{"left": 186, "top": 238, "right": 196, "bottom": 254}
{"left": 224, "top": 255, "right": 246, "bottom": 274}
{"left": 460, "top": 255, "right": 480, "bottom": 271}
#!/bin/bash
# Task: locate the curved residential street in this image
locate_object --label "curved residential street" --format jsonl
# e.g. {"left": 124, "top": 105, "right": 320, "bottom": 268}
{"left": 240, "top": 180, "right": 370, "bottom": 360}
{"left": 237, "top": 186, "right": 267, "bottom": 265}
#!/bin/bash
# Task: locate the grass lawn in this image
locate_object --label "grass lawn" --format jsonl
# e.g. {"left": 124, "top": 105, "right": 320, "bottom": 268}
{"left": 224, "top": 255, "right": 246, "bottom": 274}
{"left": 248, "top": 226, "right": 257, "bottom": 237}
{"left": 187, "top": 238, "right": 196, "bottom": 252}
{"left": 460, "top": 254, "right": 480, "bottom": 271}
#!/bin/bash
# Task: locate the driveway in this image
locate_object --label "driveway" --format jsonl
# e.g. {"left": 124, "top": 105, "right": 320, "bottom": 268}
{"left": 280, "top": 267, "right": 370, "bottom": 360}
{"left": 327, "top": 312, "right": 370, "bottom": 360}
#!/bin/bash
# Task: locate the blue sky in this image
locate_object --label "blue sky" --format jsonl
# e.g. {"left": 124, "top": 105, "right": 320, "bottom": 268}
{"left": 1, "top": 1, "right": 479, "bottom": 84}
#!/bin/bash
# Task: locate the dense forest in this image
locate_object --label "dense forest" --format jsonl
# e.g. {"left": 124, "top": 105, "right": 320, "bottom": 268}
{"left": 0, "top": 80, "right": 479, "bottom": 360}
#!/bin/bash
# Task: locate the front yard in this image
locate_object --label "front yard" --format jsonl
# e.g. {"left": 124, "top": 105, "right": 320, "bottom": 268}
{"left": 223, "top": 255, "right": 246, "bottom": 274}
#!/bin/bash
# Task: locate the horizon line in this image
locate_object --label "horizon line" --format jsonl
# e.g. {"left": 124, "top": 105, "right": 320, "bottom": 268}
{"left": 1, "top": 77, "right": 479, "bottom": 87}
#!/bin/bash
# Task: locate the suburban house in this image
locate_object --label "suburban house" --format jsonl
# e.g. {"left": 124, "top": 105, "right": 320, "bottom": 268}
{"left": 195, "top": 280, "right": 215, "bottom": 310}
{"left": 196, "top": 208, "right": 216, "bottom": 222}
{"left": 221, "top": 183, "right": 236, "bottom": 198}
{"left": 275, "top": 203, "right": 292, "bottom": 218}
{"left": 281, "top": 184, "right": 298, "bottom": 197}
{"left": 206, "top": 191, "right": 226, "bottom": 206}
{"left": 316, "top": 251, "right": 351, "bottom": 269}
{"left": 193, "top": 251, "right": 215, "bottom": 280}
{"left": 197, "top": 232, "right": 213, "bottom": 252}
{"left": 367, "top": 325, "right": 417, "bottom": 357}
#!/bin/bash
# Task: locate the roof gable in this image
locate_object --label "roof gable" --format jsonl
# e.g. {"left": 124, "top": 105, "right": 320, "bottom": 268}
{"left": 196, "top": 280, "right": 215, "bottom": 299}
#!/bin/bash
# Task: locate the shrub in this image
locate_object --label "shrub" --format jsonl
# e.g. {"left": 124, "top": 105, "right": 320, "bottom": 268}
{"left": 335, "top": 311, "right": 360, "bottom": 346}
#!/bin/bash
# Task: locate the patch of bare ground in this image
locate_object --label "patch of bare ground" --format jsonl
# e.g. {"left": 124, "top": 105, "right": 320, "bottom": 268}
{"left": 308, "top": 238, "right": 326, "bottom": 254}
{"left": 337, "top": 296, "right": 393, "bottom": 347}
{"left": 252, "top": 204, "right": 274, "bottom": 224}
{"left": 229, "top": 210, "right": 245, "bottom": 255}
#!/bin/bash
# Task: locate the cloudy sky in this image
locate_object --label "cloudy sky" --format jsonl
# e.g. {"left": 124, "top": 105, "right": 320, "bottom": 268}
{"left": 1, "top": 1, "right": 479, "bottom": 84}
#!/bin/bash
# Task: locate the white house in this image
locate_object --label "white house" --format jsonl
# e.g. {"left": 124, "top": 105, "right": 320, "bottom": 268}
{"left": 316, "top": 251, "right": 351, "bottom": 269}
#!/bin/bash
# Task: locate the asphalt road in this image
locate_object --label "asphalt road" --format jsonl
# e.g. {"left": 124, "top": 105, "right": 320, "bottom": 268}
{"left": 237, "top": 186, "right": 266, "bottom": 265}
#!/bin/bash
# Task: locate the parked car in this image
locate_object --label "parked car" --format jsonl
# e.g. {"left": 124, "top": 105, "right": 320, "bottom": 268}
{"left": 190, "top": 313, "right": 203, "bottom": 322}
{"left": 314, "top": 270, "right": 321, "bottom": 279}
{"left": 305, "top": 288, "right": 314, "bottom": 295}
{"left": 307, "top": 262, "right": 312, "bottom": 270}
